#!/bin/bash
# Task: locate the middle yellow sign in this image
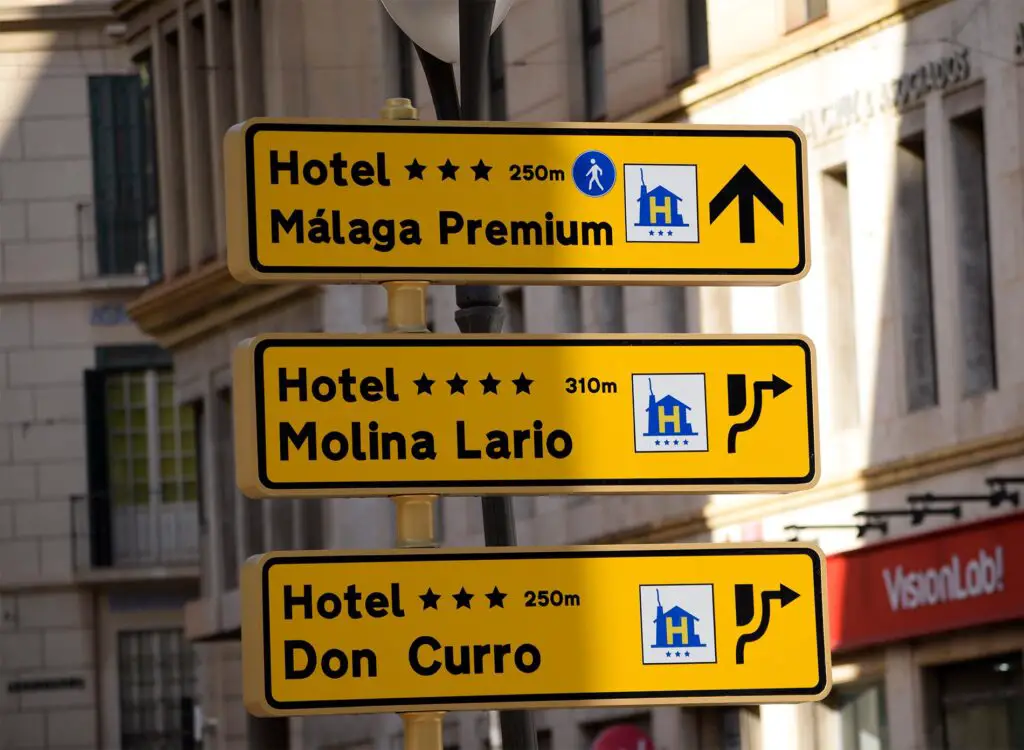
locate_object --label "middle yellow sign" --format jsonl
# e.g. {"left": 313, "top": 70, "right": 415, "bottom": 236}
{"left": 233, "top": 334, "right": 819, "bottom": 498}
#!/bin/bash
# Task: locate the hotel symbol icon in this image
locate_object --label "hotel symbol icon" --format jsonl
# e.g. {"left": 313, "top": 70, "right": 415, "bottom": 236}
{"left": 631, "top": 373, "right": 709, "bottom": 453}
{"left": 624, "top": 163, "right": 700, "bottom": 244}
{"left": 639, "top": 584, "right": 717, "bottom": 665}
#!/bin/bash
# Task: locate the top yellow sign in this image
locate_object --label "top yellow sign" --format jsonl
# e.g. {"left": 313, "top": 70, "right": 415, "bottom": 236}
{"left": 225, "top": 119, "right": 809, "bottom": 286}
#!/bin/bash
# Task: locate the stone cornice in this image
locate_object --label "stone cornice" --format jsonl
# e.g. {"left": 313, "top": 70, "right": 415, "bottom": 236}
{"left": 125, "top": 259, "right": 314, "bottom": 350}
{"left": 625, "top": 0, "right": 950, "bottom": 123}
{"left": 597, "top": 424, "right": 1024, "bottom": 544}
{"left": 0, "top": 1, "right": 115, "bottom": 23}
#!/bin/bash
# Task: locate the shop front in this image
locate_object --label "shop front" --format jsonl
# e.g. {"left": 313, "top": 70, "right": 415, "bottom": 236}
{"left": 826, "top": 512, "right": 1024, "bottom": 750}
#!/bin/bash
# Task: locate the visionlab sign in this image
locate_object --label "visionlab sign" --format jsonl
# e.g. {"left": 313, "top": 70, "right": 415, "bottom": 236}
{"left": 827, "top": 512, "right": 1024, "bottom": 652}
{"left": 882, "top": 546, "right": 1004, "bottom": 613}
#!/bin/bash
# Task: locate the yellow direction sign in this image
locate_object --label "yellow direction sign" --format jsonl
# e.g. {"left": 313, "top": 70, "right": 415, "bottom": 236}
{"left": 224, "top": 119, "right": 809, "bottom": 285}
{"left": 242, "top": 543, "right": 831, "bottom": 715}
{"left": 232, "top": 334, "right": 819, "bottom": 498}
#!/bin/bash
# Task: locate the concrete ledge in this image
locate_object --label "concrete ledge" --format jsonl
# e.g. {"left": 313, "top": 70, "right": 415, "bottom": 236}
{"left": 0, "top": 275, "right": 150, "bottom": 302}
{"left": 126, "top": 259, "right": 314, "bottom": 350}
{"left": 184, "top": 587, "right": 242, "bottom": 642}
{"left": 596, "top": 424, "right": 1024, "bottom": 544}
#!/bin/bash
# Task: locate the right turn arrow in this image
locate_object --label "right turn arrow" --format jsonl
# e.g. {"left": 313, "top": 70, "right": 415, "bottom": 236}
{"left": 727, "top": 375, "right": 792, "bottom": 454}
{"left": 735, "top": 584, "right": 801, "bottom": 665}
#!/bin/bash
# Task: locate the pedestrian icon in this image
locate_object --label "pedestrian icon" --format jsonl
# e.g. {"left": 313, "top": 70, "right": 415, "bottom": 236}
{"left": 631, "top": 373, "right": 709, "bottom": 453}
{"left": 639, "top": 584, "right": 717, "bottom": 665}
{"left": 624, "top": 163, "right": 700, "bottom": 243}
{"left": 572, "top": 150, "right": 615, "bottom": 197}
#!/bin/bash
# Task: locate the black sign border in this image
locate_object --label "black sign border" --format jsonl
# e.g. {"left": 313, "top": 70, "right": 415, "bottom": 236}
{"left": 252, "top": 336, "right": 817, "bottom": 492}
{"left": 260, "top": 546, "right": 828, "bottom": 711}
{"left": 243, "top": 122, "right": 807, "bottom": 278}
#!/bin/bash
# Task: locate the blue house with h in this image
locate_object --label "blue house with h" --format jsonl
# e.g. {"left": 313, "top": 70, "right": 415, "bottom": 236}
{"left": 644, "top": 378, "right": 698, "bottom": 437}
{"left": 635, "top": 169, "right": 689, "bottom": 228}
{"left": 651, "top": 590, "right": 705, "bottom": 649}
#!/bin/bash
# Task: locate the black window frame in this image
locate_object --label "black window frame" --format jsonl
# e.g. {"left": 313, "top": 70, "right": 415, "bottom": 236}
{"left": 580, "top": 0, "right": 606, "bottom": 120}
{"left": 88, "top": 73, "right": 161, "bottom": 279}
{"left": 83, "top": 344, "right": 173, "bottom": 567}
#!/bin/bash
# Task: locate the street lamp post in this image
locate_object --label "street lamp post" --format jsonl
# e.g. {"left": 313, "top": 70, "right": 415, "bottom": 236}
{"left": 378, "top": 2, "right": 539, "bottom": 750}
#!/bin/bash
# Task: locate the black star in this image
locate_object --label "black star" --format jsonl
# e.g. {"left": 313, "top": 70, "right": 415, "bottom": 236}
{"left": 405, "top": 158, "right": 426, "bottom": 180}
{"left": 447, "top": 373, "right": 468, "bottom": 395}
{"left": 480, "top": 373, "right": 500, "bottom": 394}
{"left": 471, "top": 159, "right": 492, "bottom": 180}
{"left": 453, "top": 587, "right": 474, "bottom": 609}
{"left": 420, "top": 588, "right": 440, "bottom": 609}
{"left": 485, "top": 586, "right": 507, "bottom": 608}
{"left": 438, "top": 159, "right": 459, "bottom": 181}
{"left": 413, "top": 373, "right": 434, "bottom": 395}
{"left": 511, "top": 372, "right": 533, "bottom": 395}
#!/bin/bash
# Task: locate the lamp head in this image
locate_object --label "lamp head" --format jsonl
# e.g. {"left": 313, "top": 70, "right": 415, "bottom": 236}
{"left": 380, "top": 0, "right": 515, "bottom": 64}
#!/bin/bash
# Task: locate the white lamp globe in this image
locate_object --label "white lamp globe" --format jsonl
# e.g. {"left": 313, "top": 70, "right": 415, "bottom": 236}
{"left": 379, "top": 0, "right": 515, "bottom": 64}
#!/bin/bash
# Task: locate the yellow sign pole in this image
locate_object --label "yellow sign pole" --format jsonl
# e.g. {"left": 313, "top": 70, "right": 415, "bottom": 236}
{"left": 382, "top": 97, "right": 444, "bottom": 750}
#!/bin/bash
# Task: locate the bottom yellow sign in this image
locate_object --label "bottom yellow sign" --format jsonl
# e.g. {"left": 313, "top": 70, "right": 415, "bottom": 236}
{"left": 243, "top": 544, "right": 831, "bottom": 716}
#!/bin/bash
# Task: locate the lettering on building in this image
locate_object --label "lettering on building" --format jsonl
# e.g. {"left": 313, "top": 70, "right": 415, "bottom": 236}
{"left": 90, "top": 303, "right": 131, "bottom": 327}
{"left": 791, "top": 48, "right": 971, "bottom": 143}
{"left": 882, "top": 545, "right": 1004, "bottom": 612}
{"left": 7, "top": 676, "right": 86, "bottom": 694}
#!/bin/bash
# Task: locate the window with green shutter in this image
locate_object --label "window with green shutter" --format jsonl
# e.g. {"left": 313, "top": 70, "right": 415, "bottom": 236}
{"left": 88, "top": 73, "right": 161, "bottom": 278}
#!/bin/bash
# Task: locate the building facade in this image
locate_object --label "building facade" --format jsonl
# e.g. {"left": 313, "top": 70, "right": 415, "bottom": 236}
{"left": 0, "top": 3, "right": 201, "bottom": 750}
{"left": 4, "top": 0, "right": 1024, "bottom": 748}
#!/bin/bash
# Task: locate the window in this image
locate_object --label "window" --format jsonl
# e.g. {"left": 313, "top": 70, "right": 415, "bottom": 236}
{"left": 925, "top": 654, "right": 1024, "bottom": 750}
{"left": 949, "top": 108, "right": 996, "bottom": 396}
{"left": 816, "top": 682, "right": 888, "bottom": 750}
{"left": 393, "top": 22, "right": 416, "bottom": 100}
{"left": 687, "top": 0, "right": 709, "bottom": 71}
{"left": 894, "top": 132, "right": 939, "bottom": 412}
{"left": 667, "top": 287, "right": 689, "bottom": 332}
{"left": 785, "top": 0, "right": 827, "bottom": 31}
{"left": 487, "top": 25, "right": 508, "bottom": 120}
{"left": 185, "top": 15, "right": 215, "bottom": 263}
{"left": 595, "top": 286, "right": 625, "bottom": 332}
{"left": 117, "top": 629, "right": 195, "bottom": 750}
{"left": 300, "top": 499, "right": 324, "bottom": 551}
{"left": 580, "top": 0, "right": 605, "bottom": 120}
{"left": 214, "top": 388, "right": 239, "bottom": 589}
{"left": 822, "top": 166, "right": 861, "bottom": 429}
{"left": 562, "top": 286, "right": 583, "bottom": 332}
{"left": 695, "top": 707, "right": 757, "bottom": 750}
{"left": 503, "top": 287, "right": 525, "bottom": 332}
{"left": 236, "top": 0, "right": 266, "bottom": 117}
{"left": 88, "top": 74, "right": 160, "bottom": 278}
{"left": 84, "top": 346, "right": 199, "bottom": 568}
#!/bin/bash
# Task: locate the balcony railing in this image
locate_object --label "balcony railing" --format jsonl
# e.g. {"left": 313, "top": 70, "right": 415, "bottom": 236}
{"left": 71, "top": 492, "right": 200, "bottom": 571}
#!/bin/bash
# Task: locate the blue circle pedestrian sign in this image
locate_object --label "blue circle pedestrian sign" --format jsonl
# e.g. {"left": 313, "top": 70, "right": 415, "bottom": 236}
{"left": 572, "top": 150, "right": 616, "bottom": 197}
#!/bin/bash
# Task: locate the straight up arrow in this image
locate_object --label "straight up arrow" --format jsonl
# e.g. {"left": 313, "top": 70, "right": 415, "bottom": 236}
{"left": 709, "top": 165, "right": 784, "bottom": 243}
